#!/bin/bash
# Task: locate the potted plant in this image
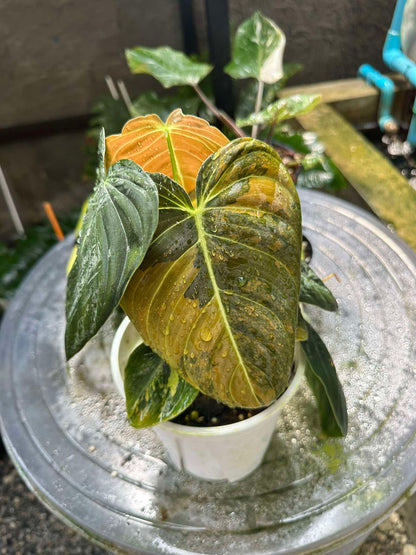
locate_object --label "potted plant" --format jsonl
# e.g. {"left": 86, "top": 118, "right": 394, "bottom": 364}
{"left": 65, "top": 12, "right": 347, "bottom": 482}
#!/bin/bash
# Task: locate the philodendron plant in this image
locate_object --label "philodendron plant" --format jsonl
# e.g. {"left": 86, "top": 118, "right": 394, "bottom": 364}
{"left": 66, "top": 111, "right": 347, "bottom": 437}
{"left": 66, "top": 12, "right": 347, "bottom": 438}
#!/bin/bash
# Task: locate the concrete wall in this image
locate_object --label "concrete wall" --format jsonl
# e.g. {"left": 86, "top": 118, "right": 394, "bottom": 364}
{"left": 0, "top": 0, "right": 183, "bottom": 128}
{"left": 1, "top": 0, "right": 396, "bottom": 128}
{"left": 0, "top": 0, "right": 397, "bottom": 238}
{"left": 228, "top": 0, "right": 395, "bottom": 84}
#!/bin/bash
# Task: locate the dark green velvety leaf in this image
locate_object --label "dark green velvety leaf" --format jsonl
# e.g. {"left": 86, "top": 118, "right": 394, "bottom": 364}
{"left": 65, "top": 153, "right": 159, "bottom": 359}
{"left": 301, "top": 320, "right": 347, "bottom": 437}
{"left": 300, "top": 262, "right": 338, "bottom": 311}
{"left": 126, "top": 46, "right": 212, "bottom": 88}
{"left": 237, "top": 94, "right": 321, "bottom": 128}
{"left": 225, "top": 11, "right": 285, "bottom": 83}
{"left": 121, "top": 137, "right": 302, "bottom": 408}
{"left": 124, "top": 343, "right": 198, "bottom": 427}
{"left": 96, "top": 127, "right": 106, "bottom": 183}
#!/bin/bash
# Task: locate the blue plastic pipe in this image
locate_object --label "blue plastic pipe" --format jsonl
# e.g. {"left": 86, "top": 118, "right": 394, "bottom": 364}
{"left": 383, "top": 0, "right": 416, "bottom": 145}
{"left": 408, "top": 97, "right": 416, "bottom": 146}
{"left": 358, "top": 64, "right": 397, "bottom": 131}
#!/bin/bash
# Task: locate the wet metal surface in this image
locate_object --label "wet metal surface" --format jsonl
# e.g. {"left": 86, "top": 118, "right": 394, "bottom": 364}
{"left": 1, "top": 190, "right": 416, "bottom": 554}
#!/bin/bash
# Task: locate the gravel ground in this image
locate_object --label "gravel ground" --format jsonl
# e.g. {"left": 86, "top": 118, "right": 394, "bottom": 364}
{"left": 0, "top": 439, "right": 108, "bottom": 555}
{"left": 1, "top": 435, "right": 416, "bottom": 555}
{"left": 355, "top": 513, "right": 416, "bottom": 555}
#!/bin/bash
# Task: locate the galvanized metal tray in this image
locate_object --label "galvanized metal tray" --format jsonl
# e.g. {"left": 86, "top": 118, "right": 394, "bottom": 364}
{"left": 1, "top": 189, "right": 416, "bottom": 554}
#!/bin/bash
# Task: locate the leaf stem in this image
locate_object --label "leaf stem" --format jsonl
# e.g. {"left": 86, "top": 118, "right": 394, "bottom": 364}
{"left": 252, "top": 80, "right": 264, "bottom": 139}
{"left": 192, "top": 85, "right": 245, "bottom": 138}
{"left": 117, "top": 80, "right": 136, "bottom": 118}
{"left": 266, "top": 116, "right": 278, "bottom": 144}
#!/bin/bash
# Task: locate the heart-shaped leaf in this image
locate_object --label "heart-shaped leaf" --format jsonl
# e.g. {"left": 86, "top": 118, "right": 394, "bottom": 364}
{"left": 237, "top": 94, "right": 321, "bottom": 128}
{"left": 126, "top": 46, "right": 212, "bottom": 88}
{"left": 300, "top": 262, "right": 338, "bottom": 311}
{"left": 225, "top": 12, "right": 286, "bottom": 84}
{"left": 65, "top": 138, "right": 159, "bottom": 359}
{"left": 301, "top": 318, "right": 348, "bottom": 437}
{"left": 105, "top": 109, "right": 229, "bottom": 194}
{"left": 121, "top": 138, "right": 302, "bottom": 408}
{"left": 124, "top": 343, "right": 198, "bottom": 427}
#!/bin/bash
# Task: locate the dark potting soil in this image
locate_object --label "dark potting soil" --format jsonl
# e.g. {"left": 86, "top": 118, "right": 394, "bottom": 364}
{"left": 173, "top": 361, "right": 296, "bottom": 428}
{"left": 172, "top": 394, "right": 264, "bottom": 427}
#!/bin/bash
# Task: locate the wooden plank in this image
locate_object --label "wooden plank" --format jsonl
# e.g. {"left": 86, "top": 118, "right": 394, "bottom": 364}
{"left": 281, "top": 75, "right": 410, "bottom": 125}
{"left": 298, "top": 103, "right": 416, "bottom": 251}
{"left": 281, "top": 74, "right": 409, "bottom": 104}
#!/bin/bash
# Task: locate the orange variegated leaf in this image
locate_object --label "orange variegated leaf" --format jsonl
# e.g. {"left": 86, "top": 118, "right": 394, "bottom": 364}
{"left": 105, "top": 109, "right": 229, "bottom": 193}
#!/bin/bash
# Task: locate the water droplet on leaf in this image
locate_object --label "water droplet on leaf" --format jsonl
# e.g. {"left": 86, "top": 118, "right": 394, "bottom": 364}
{"left": 200, "top": 328, "right": 213, "bottom": 342}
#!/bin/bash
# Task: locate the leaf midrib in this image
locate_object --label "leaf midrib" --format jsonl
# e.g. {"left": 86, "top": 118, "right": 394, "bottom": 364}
{"left": 164, "top": 125, "right": 184, "bottom": 186}
{"left": 193, "top": 208, "right": 260, "bottom": 405}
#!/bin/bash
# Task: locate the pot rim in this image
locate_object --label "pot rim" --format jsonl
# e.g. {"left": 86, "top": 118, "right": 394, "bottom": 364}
{"left": 111, "top": 316, "right": 305, "bottom": 437}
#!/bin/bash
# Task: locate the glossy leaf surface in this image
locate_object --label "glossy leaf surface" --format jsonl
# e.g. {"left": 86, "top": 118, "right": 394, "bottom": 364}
{"left": 65, "top": 137, "right": 159, "bottom": 359}
{"left": 126, "top": 46, "right": 212, "bottom": 88}
{"left": 300, "top": 262, "right": 338, "bottom": 311}
{"left": 121, "top": 138, "right": 302, "bottom": 408}
{"left": 225, "top": 11, "right": 286, "bottom": 84}
{"left": 105, "top": 109, "right": 229, "bottom": 193}
{"left": 301, "top": 319, "right": 348, "bottom": 437}
{"left": 237, "top": 94, "right": 321, "bottom": 128}
{"left": 124, "top": 344, "right": 198, "bottom": 427}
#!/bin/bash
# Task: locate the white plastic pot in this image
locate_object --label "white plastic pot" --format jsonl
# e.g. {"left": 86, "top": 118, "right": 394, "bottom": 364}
{"left": 111, "top": 317, "right": 305, "bottom": 482}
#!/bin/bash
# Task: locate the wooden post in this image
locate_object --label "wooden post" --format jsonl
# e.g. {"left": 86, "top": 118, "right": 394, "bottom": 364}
{"left": 204, "top": 0, "right": 235, "bottom": 116}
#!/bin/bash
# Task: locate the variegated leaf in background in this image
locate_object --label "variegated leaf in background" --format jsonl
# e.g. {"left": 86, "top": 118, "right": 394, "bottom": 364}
{"left": 121, "top": 138, "right": 302, "bottom": 408}
{"left": 225, "top": 11, "right": 286, "bottom": 84}
{"left": 237, "top": 94, "right": 321, "bottom": 128}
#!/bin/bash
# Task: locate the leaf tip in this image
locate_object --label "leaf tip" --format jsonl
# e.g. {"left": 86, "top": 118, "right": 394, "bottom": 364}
{"left": 64, "top": 328, "right": 77, "bottom": 361}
